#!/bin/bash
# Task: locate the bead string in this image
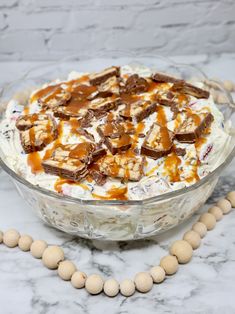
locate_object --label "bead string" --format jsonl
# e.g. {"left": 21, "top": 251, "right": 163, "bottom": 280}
{"left": 0, "top": 191, "right": 234, "bottom": 297}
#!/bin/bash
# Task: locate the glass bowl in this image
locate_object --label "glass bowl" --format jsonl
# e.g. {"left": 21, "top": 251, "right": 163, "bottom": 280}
{"left": 0, "top": 54, "right": 234, "bottom": 241}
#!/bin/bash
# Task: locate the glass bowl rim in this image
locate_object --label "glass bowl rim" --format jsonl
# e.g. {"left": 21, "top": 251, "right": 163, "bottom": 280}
{"left": 0, "top": 54, "right": 235, "bottom": 207}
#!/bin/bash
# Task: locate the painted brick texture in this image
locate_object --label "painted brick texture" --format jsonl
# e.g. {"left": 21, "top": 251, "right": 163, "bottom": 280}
{"left": 0, "top": 0, "right": 234, "bottom": 60}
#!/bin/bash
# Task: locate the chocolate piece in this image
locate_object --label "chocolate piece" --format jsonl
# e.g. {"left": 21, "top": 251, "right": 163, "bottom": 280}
{"left": 171, "top": 81, "right": 210, "bottom": 99}
{"left": 175, "top": 113, "right": 214, "bottom": 143}
{"left": 39, "top": 89, "right": 71, "bottom": 109}
{"left": 141, "top": 123, "right": 174, "bottom": 159}
{"left": 99, "top": 154, "right": 145, "bottom": 181}
{"left": 78, "top": 129, "right": 95, "bottom": 142}
{"left": 89, "top": 97, "right": 121, "bottom": 117}
{"left": 53, "top": 105, "right": 88, "bottom": 120}
{"left": 97, "top": 76, "right": 120, "bottom": 97}
{"left": 123, "top": 74, "right": 149, "bottom": 94}
{"left": 80, "top": 110, "right": 94, "bottom": 128}
{"left": 89, "top": 165, "right": 107, "bottom": 185}
{"left": 42, "top": 142, "right": 104, "bottom": 182}
{"left": 152, "top": 72, "right": 181, "bottom": 84}
{"left": 16, "top": 114, "right": 55, "bottom": 131}
{"left": 119, "top": 100, "right": 156, "bottom": 123}
{"left": 97, "top": 121, "right": 134, "bottom": 154}
{"left": 89, "top": 66, "right": 120, "bottom": 86}
{"left": 42, "top": 157, "right": 88, "bottom": 182}
{"left": 174, "top": 146, "right": 186, "bottom": 156}
{"left": 156, "top": 91, "right": 177, "bottom": 107}
{"left": 16, "top": 114, "right": 58, "bottom": 153}
{"left": 104, "top": 134, "right": 132, "bottom": 155}
{"left": 97, "top": 120, "right": 134, "bottom": 139}
{"left": 92, "top": 146, "right": 107, "bottom": 162}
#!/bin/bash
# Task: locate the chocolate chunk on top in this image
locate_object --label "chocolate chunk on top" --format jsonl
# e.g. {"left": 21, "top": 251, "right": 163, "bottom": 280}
{"left": 88, "top": 97, "right": 121, "bottom": 117}
{"left": 152, "top": 72, "right": 181, "bottom": 84}
{"left": 97, "top": 121, "right": 135, "bottom": 154}
{"left": 89, "top": 66, "right": 120, "bottom": 86}
{"left": 119, "top": 100, "right": 157, "bottom": 123}
{"left": 16, "top": 114, "right": 58, "bottom": 154}
{"left": 42, "top": 142, "right": 106, "bottom": 182}
{"left": 171, "top": 81, "right": 210, "bottom": 99}
{"left": 175, "top": 112, "right": 214, "bottom": 143}
{"left": 38, "top": 88, "right": 71, "bottom": 110}
{"left": 99, "top": 154, "right": 145, "bottom": 181}
{"left": 141, "top": 123, "right": 174, "bottom": 159}
{"left": 123, "top": 74, "right": 149, "bottom": 94}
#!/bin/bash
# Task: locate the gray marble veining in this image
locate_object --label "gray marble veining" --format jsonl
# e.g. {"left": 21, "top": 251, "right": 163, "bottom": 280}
{"left": 0, "top": 55, "right": 235, "bottom": 314}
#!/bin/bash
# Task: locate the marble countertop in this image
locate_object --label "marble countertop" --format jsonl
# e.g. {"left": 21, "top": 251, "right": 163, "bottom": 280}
{"left": 0, "top": 54, "right": 235, "bottom": 314}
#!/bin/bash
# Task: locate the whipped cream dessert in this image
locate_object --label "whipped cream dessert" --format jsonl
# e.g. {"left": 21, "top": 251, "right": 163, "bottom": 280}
{"left": 0, "top": 65, "right": 231, "bottom": 200}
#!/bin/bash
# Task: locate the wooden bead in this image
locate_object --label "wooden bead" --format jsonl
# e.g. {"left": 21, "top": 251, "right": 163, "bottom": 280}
{"left": 0, "top": 231, "right": 3, "bottom": 243}
{"left": 42, "top": 246, "right": 64, "bottom": 269}
{"left": 183, "top": 230, "right": 201, "bottom": 250}
{"left": 223, "top": 80, "right": 234, "bottom": 92}
{"left": 30, "top": 240, "right": 47, "bottom": 259}
{"left": 71, "top": 271, "right": 87, "bottom": 289}
{"left": 58, "top": 260, "right": 76, "bottom": 281}
{"left": 103, "top": 278, "right": 119, "bottom": 297}
{"left": 208, "top": 206, "right": 223, "bottom": 221}
{"left": 150, "top": 266, "right": 165, "bottom": 283}
{"left": 192, "top": 222, "right": 207, "bottom": 238}
{"left": 160, "top": 255, "right": 178, "bottom": 275}
{"left": 85, "top": 274, "right": 104, "bottom": 295}
{"left": 18, "top": 235, "right": 33, "bottom": 252}
{"left": 3, "top": 229, "right": 20, "bottom": 248}
{"left": 120, "top": 279, "right": 135, "bottom": 297}
{"left": 170, "top": 240, "right": 193, "bottom": 264}
{"left": 217, "top": 198, "right": 232, "bottom": 214}
{"left": 134, "top": 272, "right": 153, "bottom": 293}
{"left": 199, "top": 213, "right": 216, "bottom": 230}
{"left": 226, "top": 191, "right": 235, "bottom": 207}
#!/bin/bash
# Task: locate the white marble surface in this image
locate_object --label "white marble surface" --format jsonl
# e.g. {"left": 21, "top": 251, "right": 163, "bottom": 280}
{"left": 0, "top": 55, "right": 235, "bottom": 314}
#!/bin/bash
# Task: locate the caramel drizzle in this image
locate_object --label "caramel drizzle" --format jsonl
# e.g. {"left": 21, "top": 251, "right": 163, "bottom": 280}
{"left": 27, "top": 152, "right": 43, "bottom": 174}
{"left": 92, "top": 186, "right": 128, "bottom": 200}
{"left": 54, "top": 177, "right": 90, "bottom": 194}
{"left": 164, "top": 153, "right": 182, "bottom": 182}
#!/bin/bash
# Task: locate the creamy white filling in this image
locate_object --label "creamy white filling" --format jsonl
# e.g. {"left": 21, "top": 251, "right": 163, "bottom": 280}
{"left": 0, "top": 65, "right": 232, "bottom": 200}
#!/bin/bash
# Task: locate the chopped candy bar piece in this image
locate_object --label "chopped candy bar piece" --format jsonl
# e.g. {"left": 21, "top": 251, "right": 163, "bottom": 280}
{"left": 104, "top": 134, "right": 132, "bottom": 155}
{"left": 97, "top": 120, "right": 134, "bottom": 154}
{"left": 89, "top": 164, "right": 107, "bottom": 185}
{"left": 99, "top": 154, "right": 145, "bottom": 181}
{"left": 97, "top": 76, "right": 120, "bottom": 97}
{"left": 97, "top": 120, "right": 135, "bottom": 139}
{"left": 16, "top": 114, "right": 58, "bottom": 153}
{"left": 119, "top": 100, "right": 156, "bottom": 123}
{"left": 38, "top": 88, "right": 71, "bottom": 109}
{"left": 171, "top": 81, "right": 210, "bottom": 99}
{"left": 175, "top": 113, "right": 214, "bottom": 143}
{"left": 141, "top": 123, "right": 174, "bottom": 159}
{"left": 123, "top": 74, "right": 149, "bottom": 94}
{"left": 173, "top": 146, "right": 186, "bottom": 156}
{"left": 156, "top": 91, "right": 177, "bottom": 107}
{"left": 42, "top": 157, "right": 88, "bottom": 182}
{"left": 89, "top": 66, "right": 120, "bottom": 85}
{"left": 42, "top": 142, "right": 105, "bottom": 182}
{"left": 89, "top": 97, "right": 121, "bottom": 116}
{"left": 152, "top": 72, "right": 181, "bottom": 84}
{"left": 53, "top": 105, "right": 88, "bottom": 120}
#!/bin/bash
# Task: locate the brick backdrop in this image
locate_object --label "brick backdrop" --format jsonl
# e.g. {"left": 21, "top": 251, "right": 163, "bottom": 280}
{"left": 0, "top": 0, "right": 234, "bottom": 61}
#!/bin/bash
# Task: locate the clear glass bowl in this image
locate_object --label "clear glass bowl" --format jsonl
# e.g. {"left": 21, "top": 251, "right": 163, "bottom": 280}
{"left": 0, "top": 54, "right": 235, "bottom": 241}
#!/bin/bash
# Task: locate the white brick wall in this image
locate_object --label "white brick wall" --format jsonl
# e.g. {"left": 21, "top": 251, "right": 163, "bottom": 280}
{"left": 0, "top": 0, "right": 234, "bottom": 61}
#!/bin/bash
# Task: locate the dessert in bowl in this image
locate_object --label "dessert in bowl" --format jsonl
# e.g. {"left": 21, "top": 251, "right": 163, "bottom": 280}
{"left": 0, "top": 56, "right": 234, "bottom": 240}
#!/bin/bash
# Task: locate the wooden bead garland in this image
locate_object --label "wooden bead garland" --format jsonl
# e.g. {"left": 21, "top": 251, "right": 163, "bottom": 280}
{"left": 0, "top": 191, "right": 234, "bottom": 298}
